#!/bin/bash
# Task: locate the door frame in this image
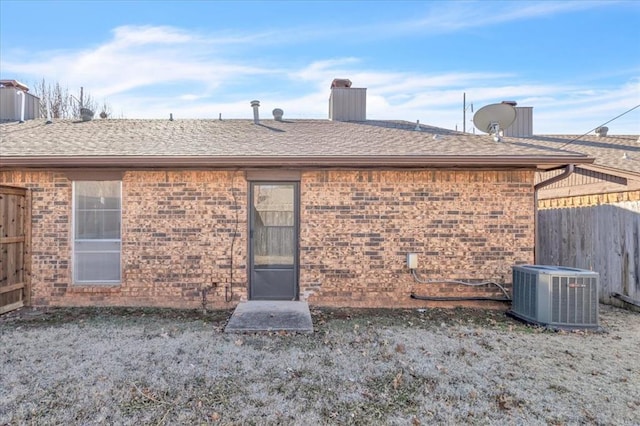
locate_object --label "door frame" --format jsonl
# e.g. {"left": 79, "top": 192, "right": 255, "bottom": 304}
{"left": 247, "top": 180, "right": 300, "bottom": 300}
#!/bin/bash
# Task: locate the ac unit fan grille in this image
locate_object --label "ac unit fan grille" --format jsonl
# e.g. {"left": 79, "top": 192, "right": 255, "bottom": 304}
{"left": 552, "top": 276, "right": 598, "bottom": 325}
{"left": 512, "top": 269, "right": 537, "bottom": 320}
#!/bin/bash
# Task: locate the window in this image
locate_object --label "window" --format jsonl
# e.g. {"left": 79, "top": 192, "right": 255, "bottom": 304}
{"left": 73, "top": 181, "right": 121, "bottom": 283}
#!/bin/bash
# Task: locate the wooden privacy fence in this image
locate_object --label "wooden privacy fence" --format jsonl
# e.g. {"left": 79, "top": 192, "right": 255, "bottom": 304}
{"left": 537, "top": 201, "right": 640, "bottom": 305}
{"left": 0, "top": 185, "right": 31, "bottom": 314}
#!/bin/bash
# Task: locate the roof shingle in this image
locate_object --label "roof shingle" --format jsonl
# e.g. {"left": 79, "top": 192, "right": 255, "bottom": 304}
{"left": 1, "top": 118, "right": 592, "bottom": 162}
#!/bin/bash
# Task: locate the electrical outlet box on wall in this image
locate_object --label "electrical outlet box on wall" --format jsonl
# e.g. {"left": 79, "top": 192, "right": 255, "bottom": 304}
{"left": 406, "top": 253, "right": 418, "bottom": 269}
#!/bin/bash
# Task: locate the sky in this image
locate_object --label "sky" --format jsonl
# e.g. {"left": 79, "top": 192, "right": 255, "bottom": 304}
{"left": 1, "top": 0, "right": 639, "bottom": 134}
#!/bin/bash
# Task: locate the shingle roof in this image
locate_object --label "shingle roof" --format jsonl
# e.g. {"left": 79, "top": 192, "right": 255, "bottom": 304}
{"left": 521, "top": 134, "right": 640, "bottom": 175}
{"left": 0, "top": 118, "right": 592, "bottom": 168}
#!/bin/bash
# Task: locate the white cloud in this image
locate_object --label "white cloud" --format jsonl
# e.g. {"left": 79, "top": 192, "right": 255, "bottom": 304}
{"left": 110, "top": 25, "right": 197, "bottom": 47}
{"left": 2, "top": 25, "right": 278, "bottom": 99}
{"left": 348, "top": 1, "right": 612, "bottom": 37}
{"left": 1, "top": 20, "right": 638, "bottom": 134}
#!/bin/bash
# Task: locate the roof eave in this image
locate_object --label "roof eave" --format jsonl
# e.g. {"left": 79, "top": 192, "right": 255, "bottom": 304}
{"left": 0, "top": 155, "right": 595, "bottom": 169}
{"left": 578, "top": 163, "right": 640, "bottom": 180}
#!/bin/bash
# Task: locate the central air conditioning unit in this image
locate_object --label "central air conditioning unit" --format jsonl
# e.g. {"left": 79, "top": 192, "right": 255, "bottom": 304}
{"left": 509, "top": 265, "right": 599, "bottom": 329}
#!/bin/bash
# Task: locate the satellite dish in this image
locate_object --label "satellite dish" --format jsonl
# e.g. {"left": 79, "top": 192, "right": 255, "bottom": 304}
{"left": 473, "top": 103, "right": 516, "bottom": 141}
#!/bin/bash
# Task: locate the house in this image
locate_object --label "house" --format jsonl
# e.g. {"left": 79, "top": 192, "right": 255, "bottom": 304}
{"left": 0, "top": 80, "right": 594, "bottom": 310}
{"left": 529, "top": 132, "right": 640, "bottom": 308}
{"left": 471, "top": 102, "right": 639, "bottom": 308}
{"left": 0, "top": 80, "right": 41, "bottom": 122}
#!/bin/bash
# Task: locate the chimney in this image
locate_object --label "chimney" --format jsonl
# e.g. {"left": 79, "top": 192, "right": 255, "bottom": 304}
{"left": 329, "top": 78, "right": 366, "bottom": 121}
{"left": 503, "top": 105, "right": 533, "bottom": 137}
{"left": 0, "top": 80, "right": 40, "bottom": 122}
{"left": 251, "top": 100, "right": 260, "bottom": 124}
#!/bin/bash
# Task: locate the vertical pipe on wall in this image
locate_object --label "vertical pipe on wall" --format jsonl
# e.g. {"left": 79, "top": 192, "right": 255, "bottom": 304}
{"left": 16, "top": 91, "right": 25, "bottom": 123}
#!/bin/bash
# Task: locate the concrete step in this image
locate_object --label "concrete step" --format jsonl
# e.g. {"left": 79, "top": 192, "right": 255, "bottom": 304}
{"left": 224, "top": 301, "right": 313, "bottom": 333}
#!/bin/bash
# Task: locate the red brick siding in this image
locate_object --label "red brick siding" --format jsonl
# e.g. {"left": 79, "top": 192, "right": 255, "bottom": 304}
{"left": 2, "top": 172, "right": 73, "bottom": 305}
{"left": 300, "top": 170, "right": 534, "bottom": 307}
{"left": 118, "top": 171, "right": 247, "bottom": 308}
{"left": 1, "top": 170, "right": 246, "bottom": 308}
{"left": 1, "top": 169, "right": 535, "bottom": 308}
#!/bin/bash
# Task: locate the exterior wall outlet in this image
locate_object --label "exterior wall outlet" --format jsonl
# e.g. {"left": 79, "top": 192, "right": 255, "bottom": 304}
{"left": 406, "top": 253, "right": 418, "bottom": 269}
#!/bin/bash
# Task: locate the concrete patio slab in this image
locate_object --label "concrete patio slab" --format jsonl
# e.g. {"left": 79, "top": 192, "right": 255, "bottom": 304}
{"left": 224, "top": 301, "right": 314, "bottom": 333}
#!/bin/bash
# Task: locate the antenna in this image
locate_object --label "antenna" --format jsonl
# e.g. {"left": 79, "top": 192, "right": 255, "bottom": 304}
{"left": 463, "top": 92, "right": 473, "bottom": 133}
{"left": 46, "top": 101, "right": 52, "bottom": 124}
{"left": 473, "top": 103, "right": 516, "bottom": 142}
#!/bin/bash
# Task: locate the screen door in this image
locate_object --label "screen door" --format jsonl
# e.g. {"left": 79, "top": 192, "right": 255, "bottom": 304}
{"left": 249, "top": 182, "right": 298, "bottom": 300}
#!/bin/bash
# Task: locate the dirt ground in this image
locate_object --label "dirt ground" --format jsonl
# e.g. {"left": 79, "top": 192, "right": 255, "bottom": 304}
{"left": 1, "top": 304, "right": 638, "bottom": 425}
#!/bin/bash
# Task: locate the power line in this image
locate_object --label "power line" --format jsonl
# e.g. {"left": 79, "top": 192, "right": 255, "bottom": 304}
{"left": 557, "top": 103, "right": 640, "bottom": 150}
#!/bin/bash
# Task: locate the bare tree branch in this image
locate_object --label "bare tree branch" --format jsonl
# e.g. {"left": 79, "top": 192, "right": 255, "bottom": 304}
{"left": 32, "top": 78, "right": 105, "bottom": 119}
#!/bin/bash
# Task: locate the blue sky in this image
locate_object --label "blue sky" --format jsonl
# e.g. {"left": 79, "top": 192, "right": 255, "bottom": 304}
{"left": 1, "top": 0, "right": 639, "bottom": 134}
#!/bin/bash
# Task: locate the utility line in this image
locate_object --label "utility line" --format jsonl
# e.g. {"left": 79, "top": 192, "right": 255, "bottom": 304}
{"left": 557, "top": 104, "right": 640, "bottom": 150}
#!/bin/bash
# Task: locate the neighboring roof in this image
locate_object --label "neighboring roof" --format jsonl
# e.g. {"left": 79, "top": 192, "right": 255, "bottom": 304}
{"left": 0, "top": 118, "right": 592, "bottom": 169}
{"left": 524, "top": 134, "right": 640, "bottom": 176}
{"left": 0, "top": 80, "right": 29, "bottom": 92}
{"left": 529, "top": 134, "right": 640, "bottom": 199}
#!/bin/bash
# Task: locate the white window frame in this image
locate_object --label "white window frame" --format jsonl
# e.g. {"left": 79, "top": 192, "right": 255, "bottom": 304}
{"left": 72, "top": 181, "right": 122, "bottom": 284}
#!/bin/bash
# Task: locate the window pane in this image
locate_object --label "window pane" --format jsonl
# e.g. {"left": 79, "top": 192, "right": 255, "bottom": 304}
{"left": 256, "top": 210, "right": 293, "bottom": 227}
{"left": 75, "top": 210, "right": 121, "bottom": 239}
{"left": 74, "top": 181, "right": 122, "bottom": 283}
{"left": 252, "top": 184, "right": 294, "bottom": 267}
{"left": 75, "top": 252, "right": 120, "bottom": 282}
{"left": 75, "top": 181, "right": 121, "bottom": 209}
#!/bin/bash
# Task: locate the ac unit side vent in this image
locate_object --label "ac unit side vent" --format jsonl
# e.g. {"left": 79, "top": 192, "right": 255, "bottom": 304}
{"left": 510, "top": 265, "right": 599, "bottom": 330}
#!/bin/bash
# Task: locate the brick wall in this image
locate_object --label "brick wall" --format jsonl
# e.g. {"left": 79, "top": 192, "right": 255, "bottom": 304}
{"left": 1, "top": 169, "right": 535, "bottom": 309}
{"left": 300, "top": 170, "right": 535, "bottom": 307}
{"left": 0, "top": 170, "right": 246, "bottom": 308}
{"left": 1, "top": 172, "right": 72, "bottom": 306}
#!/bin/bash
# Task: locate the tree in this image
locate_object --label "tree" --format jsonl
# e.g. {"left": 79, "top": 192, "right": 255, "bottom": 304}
{"left": 32, "top": 79, "right": 106, "bottom": 119}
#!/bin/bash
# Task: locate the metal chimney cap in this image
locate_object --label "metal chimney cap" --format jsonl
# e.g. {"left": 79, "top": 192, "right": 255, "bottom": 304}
{"left": 250, "top": 100, "right": 260, "bottom": 107}
{"left": 331, "top": 78, "right": 352, "bottom": 89}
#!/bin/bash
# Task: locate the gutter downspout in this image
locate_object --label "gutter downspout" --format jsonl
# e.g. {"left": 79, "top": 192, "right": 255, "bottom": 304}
{"left": 533, "top": 164, "right": 575, "bottom": 263}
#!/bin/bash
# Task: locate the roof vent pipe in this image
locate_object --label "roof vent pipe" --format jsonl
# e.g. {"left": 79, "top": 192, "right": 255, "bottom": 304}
{"left": 595, "top": 126, "right": 608, "bottom": 137}
{"left": 80, "top": 108, "right": 94, "bottom": 121}
{"left": 273, "top": 108, "right": 283, "bottom": 121}
{"left": 16, "top": 91, "right": 25, "bottom": 123}
{"left": 251, "top": 100, "right": 260, "bottom": 124}
{"left": 46, "top": 101, "right": 52, "bottom": 124}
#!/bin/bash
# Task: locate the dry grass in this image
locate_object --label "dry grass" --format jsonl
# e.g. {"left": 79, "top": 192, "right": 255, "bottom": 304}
{"left": 1, "top": 304, "right": 638, "bottom": 425}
